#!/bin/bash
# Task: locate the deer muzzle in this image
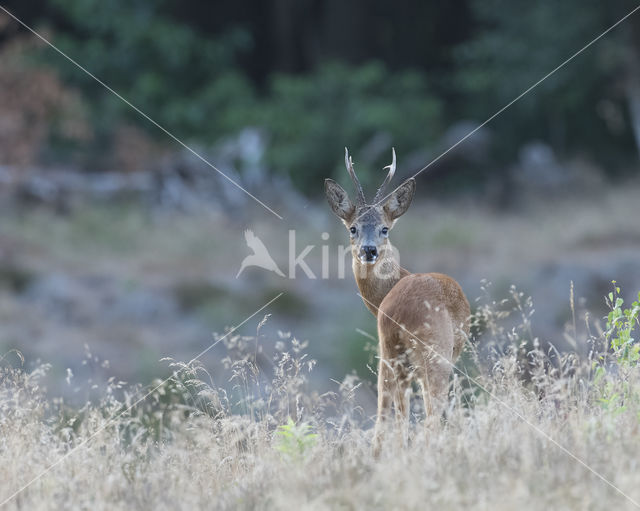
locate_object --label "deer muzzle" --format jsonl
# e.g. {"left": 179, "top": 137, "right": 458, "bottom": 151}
{"left": 360, "top": 245, "right": 378, "bottom": 264}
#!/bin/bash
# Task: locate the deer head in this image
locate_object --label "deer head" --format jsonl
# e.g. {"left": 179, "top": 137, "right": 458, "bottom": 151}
{"left": 325, "top": 148, "right": 416, "bottom": 265}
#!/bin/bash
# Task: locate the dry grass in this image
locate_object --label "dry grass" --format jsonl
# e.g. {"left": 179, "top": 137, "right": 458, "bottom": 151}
{"left": 1, "top": 287, "right": 640, "bottom": 511}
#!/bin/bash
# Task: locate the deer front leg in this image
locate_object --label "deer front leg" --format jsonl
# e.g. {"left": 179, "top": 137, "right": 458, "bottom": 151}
{"left": 373, "top": 359, "right": 393, "bottom": 457}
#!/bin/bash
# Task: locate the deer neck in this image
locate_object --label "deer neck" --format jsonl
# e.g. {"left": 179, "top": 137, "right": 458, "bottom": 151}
{"left": 352, "top": 254, "right": 410, "bottom": 316}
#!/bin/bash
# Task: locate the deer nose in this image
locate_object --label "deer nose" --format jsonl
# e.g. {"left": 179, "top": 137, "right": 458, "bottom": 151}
{"left": 362, "top": 245, "right": 378, "bottom": 261}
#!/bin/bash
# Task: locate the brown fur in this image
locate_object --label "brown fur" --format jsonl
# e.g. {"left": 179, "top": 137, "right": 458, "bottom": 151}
{"left": 357, "top": 256, "right": 470, "bottom": 453}
{"left": 353, "top": 251, "right": 410, "bottom": 316}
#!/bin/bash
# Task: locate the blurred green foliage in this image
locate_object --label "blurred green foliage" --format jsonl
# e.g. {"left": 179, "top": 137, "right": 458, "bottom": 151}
{"left": 456, "top": 0, "right": 638, "bottom": 171}
{"left": 46, "top": 0, "right": 255, "bottom": 145}
{"left": 260, "top": 62, "right": 442, "bottom": 189}
{"left": 8, "top": 0, "right": 639, "bottom": 192}
{"left": 39, "top": 0, "right": 444, "bottom": 192}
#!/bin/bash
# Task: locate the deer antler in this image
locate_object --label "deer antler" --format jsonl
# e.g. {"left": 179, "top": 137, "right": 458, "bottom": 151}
{"left": 344, "top": 147, "right": 366, "bottom": 206}
{"left": 373, "top": 147, "right": 396, "bottom": 204}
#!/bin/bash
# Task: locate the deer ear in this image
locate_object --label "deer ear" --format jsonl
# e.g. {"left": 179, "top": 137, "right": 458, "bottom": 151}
{"left": 383, "top": 178, "right": 415, "bottom": 220}
{"left": 324, "top": 179, "right": 355, "bottom": 222}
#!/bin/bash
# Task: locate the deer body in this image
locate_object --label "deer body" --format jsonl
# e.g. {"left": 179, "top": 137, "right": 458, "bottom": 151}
{"left": 325, "top": 148, "right": 470, "bottom": 453}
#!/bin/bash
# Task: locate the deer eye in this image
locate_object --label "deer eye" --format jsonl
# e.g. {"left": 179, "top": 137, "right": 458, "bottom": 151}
{"left": 349, "top": 226, "right": 357, "bottom": 235}
{"left": 381, "top": 227, "right": 389, "bottom": 235}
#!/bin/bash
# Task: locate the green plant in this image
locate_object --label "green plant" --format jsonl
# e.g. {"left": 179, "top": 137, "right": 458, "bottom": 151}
{"left": 605, "top": 282, "right": 640, "bottom": 366}
{"left": 273, "top": 417, "right": 317, "bottom": 461}
{"left": 592, "top": 282, "right": 640, "bottom": 415}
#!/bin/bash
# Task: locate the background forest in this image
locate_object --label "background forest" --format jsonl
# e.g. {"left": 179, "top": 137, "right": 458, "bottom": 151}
{"left": 1, "top": 0, "right": 640, "bottom": 194}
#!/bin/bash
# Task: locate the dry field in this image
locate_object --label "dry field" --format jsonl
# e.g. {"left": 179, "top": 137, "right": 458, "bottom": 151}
{"left": 1, "top": 282, "right": 640, "bottom": 510}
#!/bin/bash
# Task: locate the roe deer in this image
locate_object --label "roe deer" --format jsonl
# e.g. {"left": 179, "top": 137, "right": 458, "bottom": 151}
{"left": 325, "top": 148, "right": 470, "bottom": 453}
